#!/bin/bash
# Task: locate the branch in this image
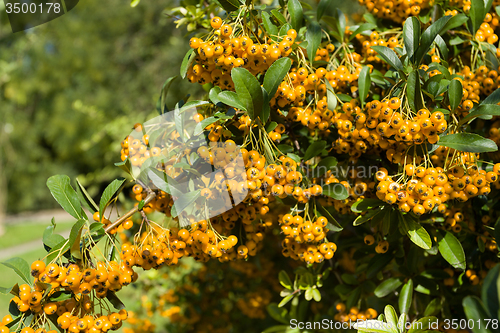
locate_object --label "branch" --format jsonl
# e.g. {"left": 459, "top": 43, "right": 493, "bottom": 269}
{"left": 104, "top": 191, "right": 157, "bottom": 233}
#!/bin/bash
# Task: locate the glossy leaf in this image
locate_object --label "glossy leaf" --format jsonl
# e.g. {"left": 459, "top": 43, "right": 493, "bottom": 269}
{"left": 407, "top": 70, "right": 423, "bottom": 113}
{"left": 180, "top": 48, "right": 195, "bottom": 79}
{"left": 351, "top": 198, "right": 385, "bottom": 213}
{"left": 47, "top": 175, "right": 84, "bottom": 220}
{"left": 414, "top": 15, "right": 451, "bottom": 65}
{"left": 315, "top": 156, "right": 337, "bottom": 177}
{"left": 470, "top": 0, "right": 486, "bottom": 34}
{"left": 231, "top": 67, "right": 263, "bottom": 120}
{"left": 374, "top": 278, "right": 402, "bottom": 298}
{"left": 438, "top": 230, "right": 466, "bottom": 270}
{"left": 209, "top": 86, "right": 222, "bottom": 105}
{"left": 463, "top": 296, "right": 492, "bottom": 333}
{"left": 399, "top": 212, "right": 432, "bottom": 249}
{"left": 306, "top": 20, "right": 322, "bottom": 64}
{"left": 262, "top": 11, "right": 278, "bottom": 40}
{"left": 322, "top": 183, "right": 348, "bottom": 200}
{"left": 99, "top": 179, "right": 126, "bottom": 219}
{"left": 399, "top": 279, "right": 413, "bottom": 315}
{"left": 217, "top": 91, "right": 246, "bottom": 111}
{"left": 438, "top": 133, "right": 498, "bottom": 153}
{"left": 271, "top": 9, "right": 287, "bottom": 25}
{"left": 448, "top": 79, "right": 463, "bottom": 111}
{"left": 263, "top": 57, "right": 292, "bottom": 98}
{"left": 304, "top": 140, "right": 326, "bottom": 161}
{"left": 287, "top": 0, "right": 303, "bottom": 31}
{"left": 1, "top": 258, "right": 32, "bottom": 285}
{"left": 403, "top": 16, "right": 421, "bottom": 61}
{"left": 317, "top": 204, "right": 343, "bottom": 231}
{"left": 349, "top": 23, "right": 377, "bottom": 41}
{"left": 358, "top": 66, "right": 371, "bottom": 108}
{"left": 371, "top": 46, "right": 404, "bottom": 71}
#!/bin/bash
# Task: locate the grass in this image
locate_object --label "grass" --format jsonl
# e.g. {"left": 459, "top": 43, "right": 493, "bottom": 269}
{"left": 0, "top": 220, "right": 74, "bottom": 250}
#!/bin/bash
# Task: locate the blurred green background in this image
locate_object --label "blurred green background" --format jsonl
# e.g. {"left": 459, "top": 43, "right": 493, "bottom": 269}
{"left": 0, "top": 0, "right": 363, "bottom": 320}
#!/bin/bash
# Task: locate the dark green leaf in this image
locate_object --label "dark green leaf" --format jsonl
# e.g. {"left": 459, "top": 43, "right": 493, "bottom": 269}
{"left": 107, "top": 292, "right": 126, "bottom": 310}
{"left": 317, "top": 204, "right": 343, "bottom": 231}
{"left": 288, "top": 0, "right": 303, "bottom": 31}
{"left": 304, "top": 140, "right": 326, "bottom": 161}
{"left": 215, "top": 0, "right": 240, "bottom": 12}
{"left": 470, "top": 0, "right": 486, "bottom": 35}
{"left": 323, "top": 183, "right": 348, "bottom": 200}
{"left": 399, "top": 279, "right": 413, "bottom": 315}
{"left": 438, "top": 133, "right": 498, "bottom": 153}
{"left": 424, "top": 298, "right": 442, "bottom": 317}
{"left": 1, "top": 258, "right": 32, "bottom": 285}
{"left": 403, "top": 17, "right": 421, "bottom": 61}
{"left": 266, "top": 122, "right": 278, "bottom": 133}
{"left": 371, "top": 46, "right": 404, "bottom": 71}
{"left": 399, "top": 212, "right": 432, "bottom": 249}
{"left": 262, "top": 11, "right": 279, "bottom": 40}
{"left": 415, "top": 15, "right": 452, "bottom": 65}
{"left": 194, "top": 116, "right": 220, "bottom": 136}
{"left": 351, "top": 198, "right": 385, "bottom": 213}
{"left": 367, "top": 253, "right": 393, "bottom": 279}
{"left": 448, "top": 79, "right": 463, "bottom": 111}
{"left": 47, "top": 175, "right": 84, "bottom": 220}
{"left": 374, "top": 278, "right": 402, "bottom": 298}
{"left": 180, "top": 49, "right": 195, "bottom": 79}
{"left": 113, "top": 159, "right": 133, "bottom": 178}
{"left": 263, "top": 57, "right": 292, "bottom": 98}
{"left": 349, "top": 23, "right": 377, "bottom": 41}
{"left": 317, "top": 0, "right": 331, "bottom": 20}
{"left": 358, "top": 66, "right": 371, "bottom": 108}
{"left": 75, "top": 178, "right": 99, "bottom": 213}
{"left": 306, "top": 20, "right": 322, "bottom": 64}
{"left": 441, "top": 13, "right": 468, "bottom": 32}
{"left": 69, "top": 219, "right": 86, "bottom": 260}
{"left": 463, "top": 296, "right": 492, "bottom": 333}
{"left": 271, "top": 9, "right": 287, "bottom": 25}
{"left": 334, "top": 9, "right": 346, "bottom": 41}
{"left": 353, "top": 209, "right": 383, "bottom": 226}
{"left": 231, "top": 67, "right": 264, "bottom": 120}
{"left": 49, "top": 290, "right": 73, "bottom": 302}
{"left": 434, "top": 34, "right": 448, "bottom": 60}
{"left": 0, "top": 284, "right": 18, "bottom": 295}
{"left": 481, "top": 264, "right": 500, "bottom": 320}
{"left": 437, "top": 230, "right": 466, "bottom": 270}
{"left": 99, "top": 179, "right": 126, "bottom": 218}
{"left": 268, "top": 303, "right": 289, "bottom": 323}
{"left": 261, "top": 87, "right": 270, "bottom": 123}
{"left": 315, "top": 156, "right": 337, "bottom": 177}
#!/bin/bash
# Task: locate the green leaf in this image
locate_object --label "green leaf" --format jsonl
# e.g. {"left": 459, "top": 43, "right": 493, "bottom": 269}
{"left": 437, "top": 230, "right": 466, "bottom": 270}
{"left": 267, "top": 303, "right": 288, "bottom": 323}
{"left": 231, "top": 68, "right": 263, "bottom": 120}
{"left": 470, "top": 0, "right": 486, "bottom": 35}
{"left": 69, "top": 219, "right": 86, "bottom": 260}
{"left": 403, "top": 17, "right": 421, "bottom": 62}
{"left": 114, "top": 158, "right": 133, "bottom": 178}
{"left": 306, "top": 20, "right": 322, "bottom": 64}
{"left": 179, "top": 100, "right": 210, "bottom": 113}
{"left": 399, "top": 212, "right": 432, "bottom": 249}
{"left": 43, "top": 225, "right": 65, "bottom": 249}
{"left": 170, "top": 190, "right": 201, "bottom": 218}
{"left": 434, "top": 34, "right": 449, "bottom": 60}
{"left": 438, "top": 133, "right": 498, "bottom": 153}
{"left": 215, "top": 0, "right": 240, "bottom": 12}
{"left": 481, "top": 264, "right": 500, "bottom": 320}
{"left": 279, "top": 270, "right": 293, "bottom": 289}
{"left": 156, "top": 76, "right": 178, "bottom": 114}
{"left": 261, "top": 87, "right": 270, "bottom": 123}
{"left": 106, "top": 292, "right": 126, "bottom": 310}
{"left": 194, "top": 116, "right": 220, "bottom": 136}
{"left": 266, "top": 122, "right": 278, "bottom": 133}
{"left": 315, "top": 156, "right": 337, "bottom": 177}
{"left": 317, "top": 0, "right": 331, "bottom": 20}
{"left": 304, "top": 140, "right": 326, "bottom": 161}
{"left": 371, "top": 46, "right": 404, "bottom": 71}
{"left": 463, "top": 296, "right": 492, "bottom": 333}
{"left": 47, "top": 175, "right": 84, "bottom": 220}
{"left": 334, "top": 9, "right": 346, "bottom": 41}
{"left": 322, "top": 183, "right": 348, "bottom": 200}
{"left": 1, "top": 258, "right": 32, "bottom": 285}
{"left": 262, "top": 11, "right": 278, "bottom": 40}
{"left": 353, "top": 320, "right": 396, "bottom": 333}
{"left": 384, "top": 305, "right": 399, "bottom": 333}
{"left": 288, "top": 0, "right": 303, "bottom": 31}
{"left": 358, "top": 66, "right": 371, "bottom": 108}
{"left": 351, "top": 198, "right": 385, "bottom": 213}
{"left": 180, "top": 49, "right": 195, "bottom": 79}
{"left": 353, "top": 208, "right": 383, "bottom": 226}
{"left": 325, "top": 78, "right": 338, "bottom": 112}
{"left": 312, "top": 288, "right": 321, "bottom": 302}
{"left": 415, "top": 15, "right": 452, "bottom": 65}
{"left": 0, "top": 284, "right": 18, "bottom": 295}
{"left": 441, "top": 13, "right": 468, "bottom": 32}
{"left": 75, "top": 178, "right": 99, "bottom": 213}
{"left": 130, "top": 0, "right": 140, "bottom": 7}
{"left": 424, "top": 298, "right": 442, "bottom": 317}
{"left": 367, "top": 253, "right": 393, "bottom": 279}
{"left": 271, "top": 9, "right": 287, "bottom": 25}
{"left": 374, "top": 278, "right": 402, "bottom": 298}
{"left": 399, "top": 279, "right": 413, "bottom": 315}
{"left": 99, "top": 179, "right": 126, "bottom": 219}
{"left": 317, "top": 204, "right": 343, "bottom": 231}
{"left": 349, "top": 23, "right": 377, "bottom": 41}
{"left": 407, "top": 317, "right": 439, "bottom": 333}
{"left": 209, "top": 86, "right": 222, "bottom": 105}
{"left": 448, "top": 79, "right": 463, "bottom": 111}
{"left": 264, "top": 57, "right": 292, "bottom": 99}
